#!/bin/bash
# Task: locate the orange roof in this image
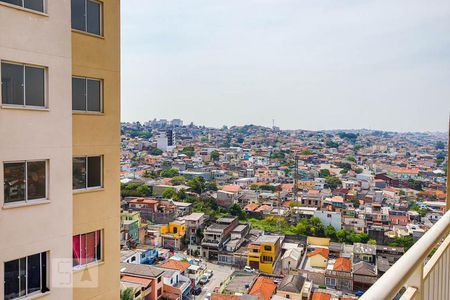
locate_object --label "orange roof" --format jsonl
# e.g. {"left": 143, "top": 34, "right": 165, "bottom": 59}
{"left": 333, "top": 258, "right": 351, "bottom": 272}
{"left": 308, "top": 189, "right": 320, "bottom": 194}
{"left": 281, "top": 184, "right": 294, "bottom": 190}
{"left": 331, "top": 196, "right": 344, "bottom": 203}
{"left": 255, "top": 204, "right": 273, "bottom": 212}
{"left": 249, "top": 277, "right": 277, "bottom": 300}
{"left": 129, "top": 198, "right": 159, "bottom": 204}
{"left": 388, "top": 168, "right": 419, "bottom": 174}
{"left": 121, "top": 275, "right": 152, "bottom": 287}
{"left": 211, "top": 294, "right": 240, "bottom": 300}
{"left": 244, "top": 203, "right": 259, "bottom": 211}
{"left": 222, "top": 185, "right": 241, "bottom": 193}
{"left": 312, "top": 292, "right": 331, "bottom": 300}
{"left": 307, "top": 248, "right": 329, "bottom": 259}
{"left": 159, "top": 259, "right": 190, "bottom": 272}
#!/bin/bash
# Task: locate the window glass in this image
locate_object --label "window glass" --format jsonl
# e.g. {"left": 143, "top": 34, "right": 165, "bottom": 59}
{"left": 86, "top": 232, "right": 96, "bottom": 264}
{"left": 87, "top": 79, "right": 101, "bottom": 112}
{"left": 27, "top": 253, "right": 41, "bottom": 294}
{"left": 1, "top": 63, "right": 24, "bottom": 105}
{"left": 19, "top": 258, "right": 26, "bottom": 297}
{"left": 25, "top": 66, "right": 45, "bottom": 107}
{"left": 72, "top": 77, "right": 86, "bottom": 111}
{"left": 87, "top": 156, "right": 101, "bottom": 187}
{"left": 27, "top": 161, "right": 46, "bottom": 200}
{"left": 73, "top": 235, "right": 81, "bottom": 267}
{"left": 24, "top": 0, "right": 44, "bottom": 12}
{"left": 87, "top": 0, "right": 101, "bottom": 35}
{"left": 4, "top": 259, "right": 19, "bottom": 300}
{"left": 1, "top": 0, "right": 22, "bottom": 7}
{"left": 96, "top": 230, "right": 102, "bottom": 260}
{"left": 80, "top": 233, "right": 87, "bottom": 266}
{"left": 41, "top": 253, "right": 47, "bottom": 292}
{"left": 73, "top": 157, "right": 87, "bottom": 189}
{"left": 4, "top": 162, "right": 26, "bottom": 203}
{"left": 71, "top": 0, "right": 86, "bottom": 31}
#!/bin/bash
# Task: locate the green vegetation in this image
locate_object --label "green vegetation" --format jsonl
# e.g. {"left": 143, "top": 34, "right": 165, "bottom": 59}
{"left": 210, "top": 150, "right": 220, "bottom": 161}
{"left": 186, "top": 177, "right": 217, "bottom": 194}
{"left": 325, "top": 176, "right": 342, "bottom": 189}
{"left": 120, "top": 288, "right": 134, "bottom": 300}
{"left": 160, "top": 168, "right": 179, "bottom": 178}
{"left": 150, "top": 148, "right": 163, "bottom": 155}
{"left": 171, "top": 176, "right": 185, "bottom": 186}
{"left": 162, "top": 188, "right": 177, "bottom": 199}
{"left": 389, "top": 236, "right": 415, "bottom": 250}
{"left": 181, "top": 146, "right": 195, "bottom": 157}
{"left": 319, "top": 169, "right": 330, "bottom": 178}
{"left": 229, "top": 204, "right": 247, "bottom": 220}
{"left": 345, "top": 156, "right": 356, "bottom": 163}
{"left": 326, "top": 140, "right": 339, "bottom": 148}
{"left": 121, "top": 182, "right": 152, "bottom": 198}
{"left": 353, "top": 144, "right": 363, "bottom": 151}
{"left": 300, "top": 149, "right": 313, "bottom": 155}
{"left": 410, "top": 204, "right": 427, "bottom": 216}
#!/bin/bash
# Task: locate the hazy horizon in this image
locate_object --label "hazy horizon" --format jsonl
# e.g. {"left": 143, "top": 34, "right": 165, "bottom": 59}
{"left": 121, "top": 0, "right": 450, "bottom": 132}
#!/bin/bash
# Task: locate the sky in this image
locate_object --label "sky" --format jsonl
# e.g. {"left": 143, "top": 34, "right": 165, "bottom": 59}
{"left": 121, "top": 0, "right": 450, "bottom": 132}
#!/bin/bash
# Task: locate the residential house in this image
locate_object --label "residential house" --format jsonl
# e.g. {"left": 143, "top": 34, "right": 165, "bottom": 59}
{"left": 248, "top": 235, "right": 283, "bottom": 274}
{"left": 202, "top": 217, "right": 239, "bottom": 260}
{"left": 160, "top": 220, "right": 186, "bottom": 250}
{"left": 276, "top": 274, "right": 310, "bottom": 300}
{"left": 182, "top": 212, "right": 207, "bottom": 256}
{"left": 281, "top": 248, "right": 303, "bottom": 274}
{"left": 352, "top": 261, "right": 378, "bottom": 291}
{"left": 156, "top": 267, "right": 191, "bottom": 300}
{"left": 324, "top": 258, "right": 353, "bottom": 292}
{"left": 249, "top": 276, "right": 277, "bottom": 300}
{"left": 353, "top": 243, "right": 376, "bottom": 264}
{"left": 120, "top": 263, "right": 165, "bottom": 300}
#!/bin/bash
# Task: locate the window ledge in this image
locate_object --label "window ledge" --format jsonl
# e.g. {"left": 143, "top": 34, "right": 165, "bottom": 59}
{"left": 2, "top": 199, "right": 50, "bottom": 210}
{"left": 1, "top": 105, "right": 49, "bottom": 112}
{"left": 20, "top": 291, "right": 51, "bottom": 300}
{"left": 73, "top": 261, "right": 105, "bottom": 273}
{"left": 72, "top": 29, "right": 104, "bottom": 39}
{"left": 0, "top": 2, "right": 48, "bottom": 17}
{"left": 72, "top": 111, "right": 104, "bottom": 116}
{"left": 73, "top": 187, "right": 104, "bottom": 195}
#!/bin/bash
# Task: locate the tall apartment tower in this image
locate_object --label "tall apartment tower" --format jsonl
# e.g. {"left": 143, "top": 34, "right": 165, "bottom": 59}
{"left": 0, "top": 1, "right": 120, "bottom": 299}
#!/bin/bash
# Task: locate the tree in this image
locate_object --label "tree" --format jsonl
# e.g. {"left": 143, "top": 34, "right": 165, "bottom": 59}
{"left": 389, "top": 236, "right": 415, "bottom": 250}
{"left": 326, "top": 140, "right": 339, "bottom": 148}
{"left": 229, "top": 204, "right": 247, "bottom": 220}
{"left": 187, "top": 177, "right": 206, "bottom": 194}
{"left": 121, "top": 183, "right": 152, "bottom": 197}
{"left": 210, "top": 150, "right": 220, "bottom": 161}
{"left": 171, "top": 176, "right": 185, "bottom": 186}
{"left": 319, "top": 169, "right": 330, "bottom": 178}
{"left": 160, "top": 168, "right": 179, "bottom": 178}
{"left": 162, "top": 188, "right": 177, "bottom": 199}
{"left": 181, "top": 146, "right": 195, "bottom": 157}
{"left": 300, "top": 149, "right": 313, "bottom": 155}
{"left": 354, "top": 144, "right": 363, "bottom": 151}
{"left": 325, "top": 176, "right": 342, "bottom": 189}
{"left": 368, "top": 239, "right": 377, "bottom": 245}
{"left": 205, "top": 181, "right": 218, "bottom": 191}
{"left": 325, "top": 225, "right": 336, "bottom": 239}
{"left": 345, "top": 156, "right": 356, "bottom": 163}
{"left": 120, "top": 288, "right": 134, "bottom": 300}
{"left": 150, "top": 148, "right": 163, "bottom": 155}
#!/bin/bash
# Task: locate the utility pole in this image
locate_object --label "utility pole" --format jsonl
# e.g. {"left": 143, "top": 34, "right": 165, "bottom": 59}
{"left": 293, "top": 155, "right": 299, "bottom": 203}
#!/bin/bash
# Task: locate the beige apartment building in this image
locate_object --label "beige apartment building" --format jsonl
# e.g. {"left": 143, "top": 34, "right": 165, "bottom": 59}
{"left": 0, "top": 1, "right": 120, "bottom": 299}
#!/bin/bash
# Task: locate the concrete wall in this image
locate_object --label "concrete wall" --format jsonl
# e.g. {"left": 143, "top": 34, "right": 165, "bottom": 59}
{"left": 72, "top": 0, "right": 121, "bottom": 299}
{"left": 0, "top": 1, "right": 73, "bottom": 299}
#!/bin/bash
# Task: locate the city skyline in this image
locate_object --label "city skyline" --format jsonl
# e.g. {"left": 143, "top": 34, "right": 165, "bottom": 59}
{"left": 121, "top": 0, "right": 450, "bottom": 132}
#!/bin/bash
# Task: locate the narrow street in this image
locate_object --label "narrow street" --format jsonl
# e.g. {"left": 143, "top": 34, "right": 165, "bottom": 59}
{"left": 196, "top": 262, "right": 234, "bottom": 300}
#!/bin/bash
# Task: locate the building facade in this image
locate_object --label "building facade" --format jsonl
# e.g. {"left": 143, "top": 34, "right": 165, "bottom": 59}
{"left": 0, "top": 0, "right": 120, "bottom": 299}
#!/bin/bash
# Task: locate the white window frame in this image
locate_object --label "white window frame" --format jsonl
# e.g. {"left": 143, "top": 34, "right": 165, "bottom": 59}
{"left": 72, "top": 0, "right": 103, "bottom": 36}
{"left": 72, "top": 76, "right": 103, "bottom": 113}
{"left": 0, "top": 61, "right": 48, "bottom": 109}
{"left": 4, "top": 252, "right": 49, "bottom": 299}
{"left": 72, "top": 155, "right": 103, "bottom": 191}
{"left": 0, "top": 0, "right": 47, "bottom": 13}
{"left": 3, "top": 160, "right": 49, "bottom": 205}
{"left": 73, "top": 230, "right": 103, "bottom": 270}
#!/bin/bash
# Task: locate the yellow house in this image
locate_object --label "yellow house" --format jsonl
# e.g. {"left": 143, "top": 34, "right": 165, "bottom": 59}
{"left": 306, "top": 248, "right": 329, "bottom": 268}
{"left": 298, "top": 180, "right": 316, "bottom": 190}
{"left": 160, "top": 220, "right": 186, "bottom": 250}
{"left": 248, "top": 235, "right": 282, "bottom": 274}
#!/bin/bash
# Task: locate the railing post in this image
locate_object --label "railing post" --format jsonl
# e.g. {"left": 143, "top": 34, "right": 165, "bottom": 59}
{"left": 406, "top": 262, "right": 424, "bottom": 300}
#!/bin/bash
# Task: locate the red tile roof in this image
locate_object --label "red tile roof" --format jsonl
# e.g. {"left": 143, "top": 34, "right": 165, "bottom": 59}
{"left": 307, "top": 248, "right": 329, "bottom": 259}
{"left": 249, "top": 277, "right": 277, "bottom": 300}
{"left": 222, "top": 185, "right": 241, "bottom": 193}
{"left": 312, "top": 292, "right": 331, "bottom": 300}
{"left": 333, "top": 257, "right": 352, "bottom": 272}
{"left": 159, "top": 259, "right": 190, "bottom": 272}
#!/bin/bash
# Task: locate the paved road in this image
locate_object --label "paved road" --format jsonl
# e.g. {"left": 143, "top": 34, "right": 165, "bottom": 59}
{"left": 196, "top": 262, "right": 234, "bottom": 300}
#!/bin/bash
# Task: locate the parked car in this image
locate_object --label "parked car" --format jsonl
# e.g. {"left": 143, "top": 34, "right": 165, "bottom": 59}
{"left": 204, "top": 292, "right": 212, "bottom": 300}
{"left": 192, "top": 286, "right": 202, "bottom": 295}
{"left": 199, "top": 274, "right": 209, "bottom": 285}
{"left": 244, "top": 266, "right": 255, "bottom": 273}
{"left": 204, "top": 270, "right": 213, "bottom": 279}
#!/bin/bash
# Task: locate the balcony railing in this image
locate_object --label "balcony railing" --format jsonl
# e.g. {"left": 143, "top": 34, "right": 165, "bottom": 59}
{"left": 361, "top": 209, "right": 450, "bottom": 300}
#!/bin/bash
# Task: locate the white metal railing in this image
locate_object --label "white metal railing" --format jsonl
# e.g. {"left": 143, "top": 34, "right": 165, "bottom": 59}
{"left": 361, "top": 209, "right": 450, "bottom": 300}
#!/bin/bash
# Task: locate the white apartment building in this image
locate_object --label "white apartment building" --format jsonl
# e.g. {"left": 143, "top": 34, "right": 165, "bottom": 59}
{"left": 0, "top": 1, "right": 72, "bottom": 299}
